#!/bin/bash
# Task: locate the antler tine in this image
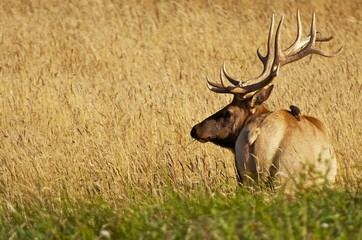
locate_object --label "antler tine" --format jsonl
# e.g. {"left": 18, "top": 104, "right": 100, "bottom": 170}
{"left": 205, "top": 65, "right": 246, "bottom": 94}
{"left": 220, "top": 65, "right": 250, "bottom": 94}
{"left": 257, "top": 15, "right": 275, "bottom": 68}
{"left": 280, "top": 12, "right": 343, "bottom": 66}
{"left": 236, "top": 16, "right": 283, "bottom": 93}
{"left": 217, "top": 15, "right": 281, "bottom": 95}
{"left": 233, "top": 15, "right": 276, "bottom": 88}
{"left": 309, "top": 13, "right": 343, "bottom": 56}
{"left": 206, "top": 76, "right": 223, "bottom": 89}
{"left": 204, "top": 64, "right": 236, "bottom": 92}
{"left": 283, "top": 10, "right": 304, "bottom": 56}
{"left": 239, "top": 15, "right": 276, "bottom": 87}
{"left": 285, "top": 11, "right": 340, "bottom": 55}
{"left": 222, "top": 62, "right": 241, "bottom": 86}
{"left": 206, "top": 76, "right": 232, "bottom": 94}
{"left": 274, "top": 15, "right": 285, "bottom": 68}
{"left": 309, "top": 12, "right": 317, "bottom": 47}
{"left": 310, "top": 44, "right": 343, "bottom": 57}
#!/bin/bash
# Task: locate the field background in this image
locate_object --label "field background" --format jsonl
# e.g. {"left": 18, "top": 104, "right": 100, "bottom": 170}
{"left": 0, "top": 0, "right": 361, "bottom": 238}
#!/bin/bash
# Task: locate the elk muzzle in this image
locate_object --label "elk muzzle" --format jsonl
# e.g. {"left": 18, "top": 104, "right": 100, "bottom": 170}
{"left": 190, "top": 124, "right": 210, "bottom": 143}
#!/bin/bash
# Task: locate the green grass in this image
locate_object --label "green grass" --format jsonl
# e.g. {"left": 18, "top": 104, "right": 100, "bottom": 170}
{"left": 1, "top": 185, "right": 361, "bottom": 239}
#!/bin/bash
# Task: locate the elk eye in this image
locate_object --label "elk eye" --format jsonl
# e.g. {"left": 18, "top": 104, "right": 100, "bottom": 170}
{"left": 223, "top": 110, "right": 231, "bottom": 119}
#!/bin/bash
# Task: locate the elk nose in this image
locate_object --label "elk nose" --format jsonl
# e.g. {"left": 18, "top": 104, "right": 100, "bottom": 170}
{"left": 190, "top": 126, "right": 197, "bottom": 138}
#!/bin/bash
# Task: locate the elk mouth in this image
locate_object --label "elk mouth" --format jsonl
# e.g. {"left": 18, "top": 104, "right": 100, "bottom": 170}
{"left": 193, "top": 137, "right": 210, "bottom": 143}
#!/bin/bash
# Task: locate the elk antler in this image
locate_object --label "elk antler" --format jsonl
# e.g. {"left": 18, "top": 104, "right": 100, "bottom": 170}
{"left": 275, "top": 11, "right": 343, "bottom": 67}
{"left": 206, "top": 11, "right": 342, "bottom": 96}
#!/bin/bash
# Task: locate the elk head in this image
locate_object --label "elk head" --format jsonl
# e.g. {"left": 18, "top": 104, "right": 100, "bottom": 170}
{"left": 191, "top": 11, "right": 342, "bottom": 151}
{"left": 190, "top": 81, "right": 274, "bottom": 150}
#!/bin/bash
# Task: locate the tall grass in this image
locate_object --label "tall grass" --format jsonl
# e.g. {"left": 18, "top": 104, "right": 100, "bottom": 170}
{"left": 0, "top": 0, "right": 361, "bottom": 238}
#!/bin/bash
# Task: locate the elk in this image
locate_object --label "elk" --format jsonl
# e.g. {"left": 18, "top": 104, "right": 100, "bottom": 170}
{"left": 190, "top": 12, "right": 341, "bottom": 189}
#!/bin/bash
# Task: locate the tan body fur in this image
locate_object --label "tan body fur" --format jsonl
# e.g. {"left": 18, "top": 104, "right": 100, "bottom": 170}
{"left": 235, "top": 107, "right": 337, "bottom": 187}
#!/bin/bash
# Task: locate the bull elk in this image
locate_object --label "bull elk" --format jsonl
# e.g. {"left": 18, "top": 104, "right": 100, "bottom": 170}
{"left": 190, "top": 12, "right": 342, "bottom": 189}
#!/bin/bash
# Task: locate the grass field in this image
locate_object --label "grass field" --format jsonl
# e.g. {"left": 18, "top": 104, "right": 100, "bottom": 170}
{"left": 0, "top": 0, "right": 361, "bottom": 239}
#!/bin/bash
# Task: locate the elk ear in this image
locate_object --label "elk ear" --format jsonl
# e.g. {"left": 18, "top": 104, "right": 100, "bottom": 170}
{"left": 249, "top": 85, "right": 274, "bottom": 109}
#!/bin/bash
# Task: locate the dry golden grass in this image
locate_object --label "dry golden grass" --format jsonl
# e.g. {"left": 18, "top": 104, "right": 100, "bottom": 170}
{"left": 0, "top": 0, "right": 361, "bottom": 208}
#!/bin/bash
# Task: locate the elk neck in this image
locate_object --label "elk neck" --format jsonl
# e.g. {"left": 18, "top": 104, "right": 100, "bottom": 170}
{"left": 218, "top": 104, "right": 272, "bottom": 152}
{"left": 243, "top": 104, "right": 272, "bottom": 129}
